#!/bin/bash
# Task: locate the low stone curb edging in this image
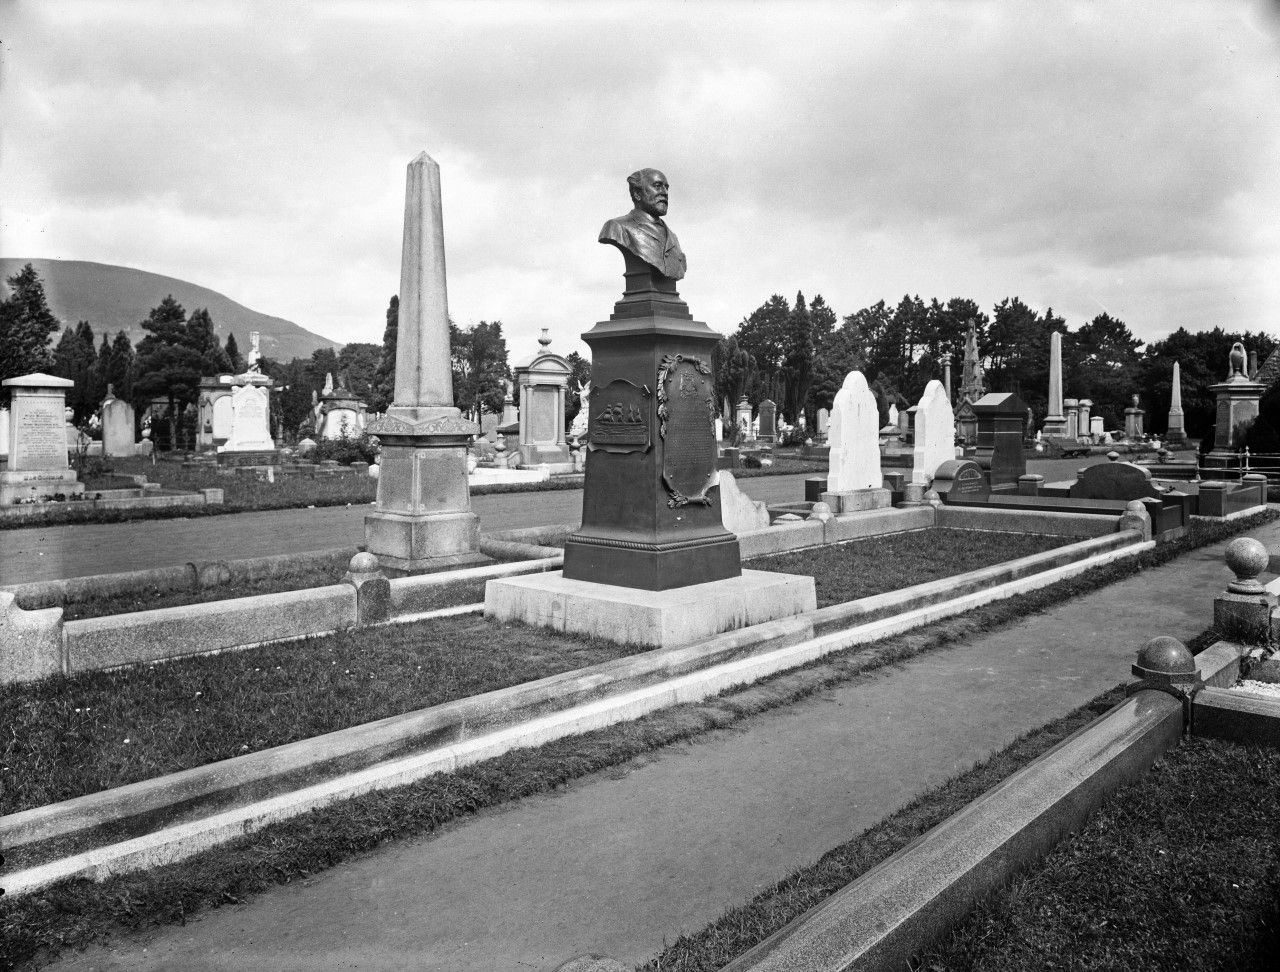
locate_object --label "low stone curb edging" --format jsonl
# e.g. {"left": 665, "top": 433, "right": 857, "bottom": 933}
{"left": 718, "top": 645, "right": 1241, "bottom": 972}
{"left": 0, "top": 534, "right": 1150, "bottom": 896}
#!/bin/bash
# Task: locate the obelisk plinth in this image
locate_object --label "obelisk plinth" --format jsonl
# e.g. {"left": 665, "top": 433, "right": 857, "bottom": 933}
{"left": 1041, "top": 330, "right": 1068, "bottom": 436}
{"left": 364, "top": 152, "right": 484, "bottom": 574}
{"left": 1165, "top": 361, "right": 1187, "bottom": 446}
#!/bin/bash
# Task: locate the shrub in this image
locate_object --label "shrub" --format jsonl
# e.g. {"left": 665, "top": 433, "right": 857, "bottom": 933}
{"left": 310, "top": 431, "right": 379, "bottom": 464}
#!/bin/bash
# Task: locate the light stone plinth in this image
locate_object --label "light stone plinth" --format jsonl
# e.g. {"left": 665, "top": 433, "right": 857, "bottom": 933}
{"left": 1209, "top": 375, "right": 1265, "bottom": 453}
{"left": 820, "top": 487, "right": 892, "bottom": 514}
{"left": 484, "top": 569, "right": 817, "bottom": 649}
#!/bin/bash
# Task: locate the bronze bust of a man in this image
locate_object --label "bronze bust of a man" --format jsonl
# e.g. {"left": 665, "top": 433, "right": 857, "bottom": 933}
{"left": 599, "top": 168, "right": 687, "bottom": 280}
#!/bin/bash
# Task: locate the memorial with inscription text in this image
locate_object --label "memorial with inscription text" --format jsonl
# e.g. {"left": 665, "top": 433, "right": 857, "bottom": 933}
{"left": 562, "top": 167, "right": 741, "bottom": 590}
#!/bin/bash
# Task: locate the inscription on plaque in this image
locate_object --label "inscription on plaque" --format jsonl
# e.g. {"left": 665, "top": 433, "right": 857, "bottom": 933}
{"left": 1216, "top": 398, "right": 1232, "bottom": 445}
{"left": 589, "top": 379, "right": 651, "bottom": 453}
{"left": 956, "top": 466, "right": 987, "bottom": 494}
{"left": 658, "top": 354, "right": 716, "bottom": 507}
{"left": 11, "top": 397, "right": 68, "bottom": 470}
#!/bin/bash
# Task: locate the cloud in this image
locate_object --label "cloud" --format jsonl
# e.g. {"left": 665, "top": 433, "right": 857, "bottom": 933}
{"left": 2, "top": 0, "right": 1277, "bottom": 356}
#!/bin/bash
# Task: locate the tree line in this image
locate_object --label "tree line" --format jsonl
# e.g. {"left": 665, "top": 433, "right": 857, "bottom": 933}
{"left": 716, "top": 290, "right": 1278, "bottom": 444}
{"left": 6, "top": 260, "right": 1276, "bottom": 451}
{"left": 0, "top": 264, "right": 592, "bottom": 447}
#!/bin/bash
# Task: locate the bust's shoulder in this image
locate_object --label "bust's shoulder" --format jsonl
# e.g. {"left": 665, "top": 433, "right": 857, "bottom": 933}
{"left": 599, "top": 212, "right": 639, "bottom": 243}
{"left": 599, "top": 213, "right": 640, "bottom": 238}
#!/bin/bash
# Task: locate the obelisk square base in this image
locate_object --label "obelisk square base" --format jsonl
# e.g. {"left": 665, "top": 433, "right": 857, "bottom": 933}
{"left": 484, "top": 568, "right": 817, "bottom": 650}
{"left": 363, "top": 509, "right": 486, "bottom": 574}
{"left": 363, "top": 428, "right": 486, "bottom": 575}
{"left": 820, "top": 488, "right": 891, "bottom": 514}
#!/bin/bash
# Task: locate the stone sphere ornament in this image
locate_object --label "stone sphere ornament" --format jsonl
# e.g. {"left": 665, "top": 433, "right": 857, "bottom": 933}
{"left": 1225, "top": 536, "right": 1269, "bottom": 594}
{"left": 348, "top": 551, "right": 380, "bottom": 574}
{"left": 1132, "top": 636, "right": 1196, "bottom": 681}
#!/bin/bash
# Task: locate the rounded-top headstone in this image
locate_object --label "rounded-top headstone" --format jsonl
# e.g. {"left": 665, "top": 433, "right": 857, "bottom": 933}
{"left": 1131, "top": 636, "right": 1195, "bottom": 680}
{"left": 1107, "top": 451, "right": 1120, "bottom": 462}
{"left": 1225, "top": 536, "right": 1268, "bottom": 594}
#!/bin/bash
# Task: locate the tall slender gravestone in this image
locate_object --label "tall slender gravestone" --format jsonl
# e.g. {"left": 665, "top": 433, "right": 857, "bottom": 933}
{"left": 1166, "top": 361, "right": 1187, "bottom": 446}
{"left": 822, "top": 370, "right": 889, "bottom": 512}
{"left": 912, "top": 379, "right": 954, "bottom": 484}
{"left": 364, "top": 152, "right": 483, "bottom": 573}
{"left": 561, "top": 167, "right": 740, "bottom": 590}
{"left": 1042, "top": 330, "right": 1068, "bottom": 436}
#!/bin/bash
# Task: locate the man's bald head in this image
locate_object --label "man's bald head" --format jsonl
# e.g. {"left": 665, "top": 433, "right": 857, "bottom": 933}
{"left": 627, "top": 168, "right": 670, "bottom": 218}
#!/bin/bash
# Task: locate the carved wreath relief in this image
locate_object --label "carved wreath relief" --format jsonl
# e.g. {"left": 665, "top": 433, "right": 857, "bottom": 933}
{"left": 657, "top": 353, "right": 717, "bottom": 508}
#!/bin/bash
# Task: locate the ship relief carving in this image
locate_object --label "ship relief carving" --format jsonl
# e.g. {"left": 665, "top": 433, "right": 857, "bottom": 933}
{"left": 588, "top": 379, "right": 652, "bottom": 453}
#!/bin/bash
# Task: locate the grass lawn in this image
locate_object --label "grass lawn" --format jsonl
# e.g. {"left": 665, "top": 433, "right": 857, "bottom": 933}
{"left": 919, "top": 737, "right": 1280, "bottom": 972}
{"left": 0, "top": 615, "right": 649, "bottom": 815}
{"left": 751, "top": 528, "right": 1076, "bottom": 607}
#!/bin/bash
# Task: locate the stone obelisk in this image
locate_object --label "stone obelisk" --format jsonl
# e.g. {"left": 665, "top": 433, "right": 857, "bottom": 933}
{"left": 1165, "top": 361, "right": 1186, "bottom": 446}
{"left": 1041, "top": 330, "right": 1068, "bottom": 436}
{"left": 364, "top": 152, "right": 484, "bottom": 574}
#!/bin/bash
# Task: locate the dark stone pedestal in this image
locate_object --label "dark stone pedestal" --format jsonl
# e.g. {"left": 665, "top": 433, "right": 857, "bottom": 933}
{"left": 563, "top": 255, "right": 741, "bottom": 591}
{"left": 973, "top": 392, "right": 1028, "bottom": 487}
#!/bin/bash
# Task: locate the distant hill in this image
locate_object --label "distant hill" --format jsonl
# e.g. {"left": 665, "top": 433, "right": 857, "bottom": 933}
{"left": 0, "top": 258, "right": 341, "bottom": 361}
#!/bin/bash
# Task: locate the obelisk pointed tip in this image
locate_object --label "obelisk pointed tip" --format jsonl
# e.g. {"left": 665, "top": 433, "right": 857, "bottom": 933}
{"left": 408, "top": 150, "right": 438, "bottom": 169}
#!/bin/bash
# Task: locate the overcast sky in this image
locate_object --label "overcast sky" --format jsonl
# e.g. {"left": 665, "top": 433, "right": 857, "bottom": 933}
{"left": 3, "top": 0, "right": 1278, "bottom": 361}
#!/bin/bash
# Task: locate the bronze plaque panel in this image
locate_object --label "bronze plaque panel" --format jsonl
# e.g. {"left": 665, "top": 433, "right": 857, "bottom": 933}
{"left": 588, "top": 379, "right": 652, "bottom": 453}
{"left": 658, "top": 354, "right": 716, "bottom": 507}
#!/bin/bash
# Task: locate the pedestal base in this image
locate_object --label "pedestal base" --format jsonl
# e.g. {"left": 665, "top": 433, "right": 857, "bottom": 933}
{"left": 484, "top": 568, "right": 817, "bottom": 649}
{"left": 363, "top": 413, "right": 483, "bottom": 574}
{"left": 563, "top": 533, "right": 741, "bottom": 591}
{"left": 821, "top": 487, "right": 892, "bottom": 514}
{"left": 363, "top": 509, "right": 485, "bottom": 575}
{"left": 1041, "top": 417, "right": 1069, "bottom": 437}
{"left": 0, "top": 469, "right": 84, "bottom": 505}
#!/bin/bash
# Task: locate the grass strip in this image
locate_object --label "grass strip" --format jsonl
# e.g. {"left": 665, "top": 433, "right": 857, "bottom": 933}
{"left": 917, "top": 737, "right": 1280, "bottom": 972}
{"left": 0, "top": 617, "right": 651, "bottom": 814}
{"left": 753, "top": 529, "right": 1073, "bottom": 607}
{"left": 0, "top": 511, "right": 1272, "bottom": 969}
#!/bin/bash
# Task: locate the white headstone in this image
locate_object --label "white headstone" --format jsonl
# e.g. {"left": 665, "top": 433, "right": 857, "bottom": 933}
{"left": 827, "top": 371, "right": 882, "bottom": 492}
{"left": 320, "top": 407, "right": 363, "bottom": 439}
{"left": 212, "top": 394, "right": 234, "bottom": 440}
{"left": 911, "top": 380, "right": 953, "bottom": 485}
{"left": 1089, "top": 416, "right": 1105, "bottom": 438}
{"left": 718, "top": 470, "right": 770, "bottom": 534}
{"left": 219, "top": 384, "right": 275, "bottom": 452}
{"left": 101, "top": 394, "right": 136, "bottom": 457}
{"left": 816, "top": 407, "right": 829, "bottom": 436}
{"left": 0, "top": 406, "right": 9, "bottom": 458}
{"left": 887, "top": 403, "right": 899, "bottom": 427}
{"left": 714, "top": 416, "right": 724, "bottom": 442}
